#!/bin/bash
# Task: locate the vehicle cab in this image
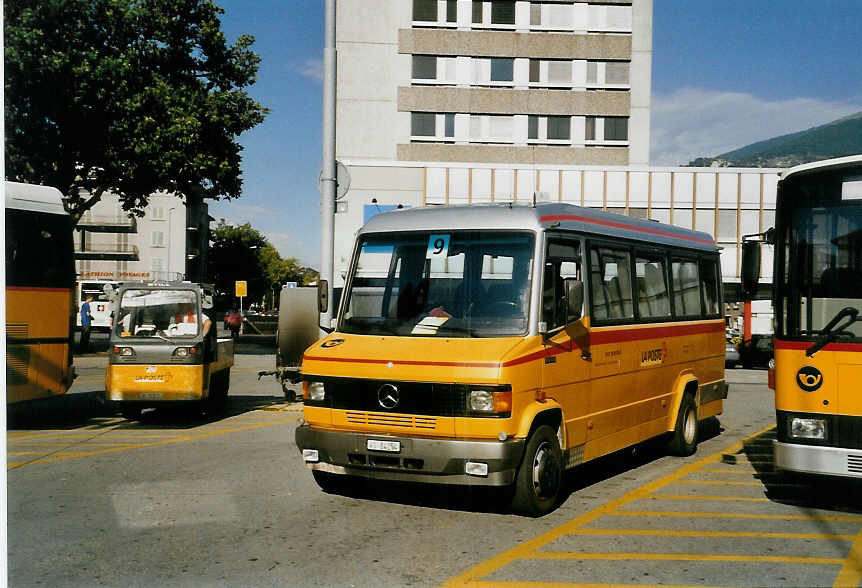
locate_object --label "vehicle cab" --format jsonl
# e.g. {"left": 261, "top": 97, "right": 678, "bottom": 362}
{"left": 105, "top": 281, "right": 233, "bottom": 419}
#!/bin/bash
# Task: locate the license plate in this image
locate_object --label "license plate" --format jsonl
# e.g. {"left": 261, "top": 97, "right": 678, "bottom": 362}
{"left": 139, "top": 392, "right": 163, "bottom": 400}
{"left": 367, "top": 439, "right": 400, "bottom": 453}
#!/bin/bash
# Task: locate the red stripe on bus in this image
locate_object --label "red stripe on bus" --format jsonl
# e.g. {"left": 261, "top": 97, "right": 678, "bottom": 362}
{"left": 302, "top": 355, "right": 501, "bottom": 369}
{"left": 304, "top": 322, "right": 722, "bottom": 370}
{"left": 539, "top": 214, "right": 716, "bottom": 246}
{"left": 591, "top": 321, "right": 724, "bottom": 345}
{"left": 6, "top": 286, "right": 72, "bottom": 293}
{"left": 774, "top": 339, "right": 862, "bottom": 352}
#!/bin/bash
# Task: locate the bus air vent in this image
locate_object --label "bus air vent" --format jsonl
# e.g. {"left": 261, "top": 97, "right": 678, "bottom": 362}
{"left": 847, "top": 454, "right": 862, "bottom": 474}
{"left": 6, "top": 325, "right": 30, "bottom": 386}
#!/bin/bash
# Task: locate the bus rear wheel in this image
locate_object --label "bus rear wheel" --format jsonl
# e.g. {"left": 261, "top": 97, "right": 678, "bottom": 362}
{"left": 667, "top": 394, "right": 698, "bottom": 456}
{"left": 511, "top": 425, "right": 563, "bottom": 517}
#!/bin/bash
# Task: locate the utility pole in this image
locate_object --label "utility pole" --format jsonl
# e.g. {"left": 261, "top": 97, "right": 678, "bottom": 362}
{"left": 319, "top": 0, "right": 336, "bottom": 336}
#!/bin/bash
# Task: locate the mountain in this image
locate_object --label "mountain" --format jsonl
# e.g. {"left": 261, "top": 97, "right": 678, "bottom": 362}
{"left": 688, "top": 111, "right": 862, "bottom": 168}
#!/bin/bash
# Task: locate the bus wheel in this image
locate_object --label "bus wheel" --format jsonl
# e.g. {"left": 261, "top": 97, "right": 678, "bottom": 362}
{"left": 120, "top": 407, "right": 142, "bottom": 421}
{"left": 511, "top": 425, "right": 563, "bottom": 517}
{"left": 668, "top": 394, "right": 698, "bottom": 456}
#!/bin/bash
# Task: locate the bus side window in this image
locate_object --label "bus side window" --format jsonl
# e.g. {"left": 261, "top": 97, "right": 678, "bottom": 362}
{"left": 543, "top": 241, "right": 581, "bottom": 330}
{"left": 700, "top": 258, "right": 720, "bottom": 315}
{"left": 672, "top": 258, "right": 702, "bottom": 317}
{"left": 590, "top": 246, "right": 634, "bottom": 321}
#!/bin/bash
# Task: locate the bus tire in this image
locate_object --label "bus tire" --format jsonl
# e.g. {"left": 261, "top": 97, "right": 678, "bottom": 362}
{"left": 511, "top": 425, "right": 563, "bottom": 517}
{"left": 667, "top": 393, "right": 698, "bottom": 456}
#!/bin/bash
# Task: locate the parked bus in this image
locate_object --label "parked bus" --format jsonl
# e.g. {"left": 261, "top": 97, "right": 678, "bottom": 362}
{"left": 742, "top": 155, "right": 862, "bottom": 479}
{"left": 5, "top": 181, "right": 77, "bottom": 403}
{"left": 76, "top": 280, "right": 119, "bottom": 330}
{"left": 296, "top": 203, "right": 726, "bottom": 515}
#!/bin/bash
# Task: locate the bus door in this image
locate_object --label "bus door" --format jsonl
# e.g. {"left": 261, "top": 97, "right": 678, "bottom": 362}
{"left": 540, "top": 238, "right": 590, "bottom": 461}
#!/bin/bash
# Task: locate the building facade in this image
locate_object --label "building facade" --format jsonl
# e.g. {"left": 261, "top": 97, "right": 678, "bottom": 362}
{"left": 75, "top": 193, "right": 187, "bottom": 283}
{"left": 337, "top": 0, "right": 651, "bottom": 165}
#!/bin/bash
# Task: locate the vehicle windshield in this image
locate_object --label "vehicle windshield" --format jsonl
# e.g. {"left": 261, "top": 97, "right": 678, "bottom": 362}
{"left": 340, "top": 231, "right": 535, "bottom": 337}
{"left": 776, "top": 169, "right": 862, "bottom": 340}
{"left": 115, "top": 289, "right": 201, "bottom": 338}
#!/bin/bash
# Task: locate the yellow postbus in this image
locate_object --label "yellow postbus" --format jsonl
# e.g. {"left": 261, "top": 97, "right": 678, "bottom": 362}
{"left": 5, "top": 181, "right": 77, "bottom": 403}
{"left": 743, "top": 155, "right": 862, "bottom": 478}
{"left": 296, "top": 203, "right": 726, "bottom": 515}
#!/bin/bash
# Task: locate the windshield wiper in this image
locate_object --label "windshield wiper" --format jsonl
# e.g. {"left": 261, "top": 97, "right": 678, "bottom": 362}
{"left": 806, "top": 307, "right": 859, "bottom": 357}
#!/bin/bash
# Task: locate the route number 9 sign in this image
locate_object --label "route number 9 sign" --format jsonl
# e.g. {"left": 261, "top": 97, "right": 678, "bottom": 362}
{"left": 426, "top": 234, "right": 450, "bottom": 259}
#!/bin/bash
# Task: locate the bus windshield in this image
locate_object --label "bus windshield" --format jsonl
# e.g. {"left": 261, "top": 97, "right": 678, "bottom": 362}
{"left": 341, "top": 231, "right": 534, "bottom": 337}
{"left": 115, "top": 289, "right": 201, "bottom": 338}
{"left": 777, "top": 172, "right": 862, "bottom": 340}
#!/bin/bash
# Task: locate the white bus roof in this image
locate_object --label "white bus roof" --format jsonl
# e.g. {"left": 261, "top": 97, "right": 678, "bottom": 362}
{"left": 4, "top": 181, "right": 68, "bottom": 216}
{"left": 360, "top": 202, "right": 718, "bottom": 252}
{"left": 780, "top": 154, "right": 862, "bottom": 181}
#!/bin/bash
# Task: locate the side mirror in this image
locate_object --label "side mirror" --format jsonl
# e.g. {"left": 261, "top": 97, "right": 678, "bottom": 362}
{"left": 741, "top": 241, "right": 761, "bottom": 298}
{"left": 564, "top": 278, "right": 584, "bottom": 322}
{"left": 318, "top": 279, "right": 329, "bottom": 313}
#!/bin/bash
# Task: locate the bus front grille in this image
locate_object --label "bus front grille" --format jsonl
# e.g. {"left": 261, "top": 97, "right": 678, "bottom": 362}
{"left": 848, "top": 454, "right": 862, "bottom": 474}
{"left": 346, "top": 411, "right": 438, "bottom": 430}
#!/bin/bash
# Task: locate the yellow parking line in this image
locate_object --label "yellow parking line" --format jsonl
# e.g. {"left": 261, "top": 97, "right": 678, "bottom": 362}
{"left": 571, "top": 528, "right": 856, "bottom": 540}
{"left": 7, "top": 415, "right": 298, "bottom": 470}
{"left": 679, "top": 479, "right": 764, "bottom": 486}
{"left": 833, "top": 528, "right": 862, "bottom": 587}
{"left": 440, "top": 423, "right": 776, "bottom": 587}
{"left": 698, "top": 468, "right": 768, "bottom": 474}
{"left": 529, "top": 552, "right": 844, "bottom": 565}
{"left": 453, "top": 583, "right": 719, "bottom": 588}
{"left": 614, "top": 510, "right": 862, "bottom": 523}
{"left": 648, "top": 493, "right": 770, "bottom": 502}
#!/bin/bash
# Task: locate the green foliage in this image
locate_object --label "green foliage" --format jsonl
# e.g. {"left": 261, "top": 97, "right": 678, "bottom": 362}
{"left": 209, "top": 220, "right": 317, "bottom": 309}
{"left": 4, "top": 0, "right": 268, "bottom": 222}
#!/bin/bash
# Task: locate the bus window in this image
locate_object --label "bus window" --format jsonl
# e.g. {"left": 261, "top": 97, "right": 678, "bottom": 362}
{"left": 700, "top": 258, "right": 721, "bottom": 316}
{"left": 542, "top": 240, "right": 581, "bottom": 330}
{"left": 671, "top": 258, "right": 701, "bottom": 318}
{"left": 635, "top": 253, "right": 670, "bottom": 319}
{"left": 590, "top": 246, "right": 633, "bottom": 321}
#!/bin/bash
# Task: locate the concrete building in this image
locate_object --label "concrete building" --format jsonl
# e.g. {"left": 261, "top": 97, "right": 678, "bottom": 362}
{"left": 75, "top": 192, "right": 187, "bottom": 283}
{"left": 337, "top": 0, "right": 651, "bottom": 165}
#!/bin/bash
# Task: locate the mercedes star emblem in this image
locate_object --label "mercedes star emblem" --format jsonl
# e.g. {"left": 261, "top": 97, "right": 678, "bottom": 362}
{"left": 377, "top": 384, "right": 399, "bottom": 410}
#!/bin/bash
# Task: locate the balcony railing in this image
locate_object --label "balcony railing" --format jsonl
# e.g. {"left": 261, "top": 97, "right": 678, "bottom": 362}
{"left": 74, "top": 243, "right": 139, "bottom": 261}
{"left": 77, "top": 214, "right": 137, "bottom": 233}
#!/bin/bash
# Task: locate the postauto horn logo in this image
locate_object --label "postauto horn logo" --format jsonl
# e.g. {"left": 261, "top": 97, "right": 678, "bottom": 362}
{"left": 797, "top": 366, "right": 823, "bottom": 392}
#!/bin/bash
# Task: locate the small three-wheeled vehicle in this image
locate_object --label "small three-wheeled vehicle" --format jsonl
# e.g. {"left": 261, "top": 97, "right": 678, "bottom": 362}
{"left": 104, "top": 281, "right": 234, "bottom": 419}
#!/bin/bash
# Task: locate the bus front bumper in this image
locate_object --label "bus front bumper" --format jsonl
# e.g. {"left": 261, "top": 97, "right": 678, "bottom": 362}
{"left": 295, "top": 424, "right": 525, "bottom": 486}
{"left": 774, "top": 440, "right": 862, "bottom": 479}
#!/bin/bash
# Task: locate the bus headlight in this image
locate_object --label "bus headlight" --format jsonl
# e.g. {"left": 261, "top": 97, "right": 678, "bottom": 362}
{"left": 113, "top": 346, "right": 135, "bottom": 357}
{"left": 790, "top": 417, "right": 826, "bottom": 440}
{"left": 306, "top": 381, "right": 326, "bottom": 401}
{"left": 468, "top": 386, "right": 512, "bottom": 415}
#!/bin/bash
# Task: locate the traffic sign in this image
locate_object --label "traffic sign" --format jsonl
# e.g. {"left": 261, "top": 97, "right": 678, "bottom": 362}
{"left": 235, "top": 281, "right": 247, "bottom": 297}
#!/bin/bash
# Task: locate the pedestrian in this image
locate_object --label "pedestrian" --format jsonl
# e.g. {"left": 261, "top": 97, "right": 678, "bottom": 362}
{"left": 79, "top": 295, "right": 94, "bottom": 352}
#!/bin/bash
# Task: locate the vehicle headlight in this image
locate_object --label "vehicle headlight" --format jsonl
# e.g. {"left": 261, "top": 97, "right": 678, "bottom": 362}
{"left": 174, "top": 347, "right": 188, "bottom": 357}
{"left": 113, "top": 346, "right": 135, "bottom": 357}
{"left": 306, "top": 381, "right": 326, "bottom": 401}
{"left": 790, "top": 417, "right": 826, "bottom": 440}
{"left": 468, "top": 386, "right": 512, "bottom": 415}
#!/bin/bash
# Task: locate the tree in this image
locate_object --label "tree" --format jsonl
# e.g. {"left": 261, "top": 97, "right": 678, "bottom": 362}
{"left": 4, "top": 0, "right": 268, "bottom": 223}
{"left": 209, "top": 220, "right": 317, "bottom": 310}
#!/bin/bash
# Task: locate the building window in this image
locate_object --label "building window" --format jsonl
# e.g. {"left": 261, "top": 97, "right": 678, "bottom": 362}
{"left": 472, "top": 0, "right": 483, "bottom": 23}
{"left": 605, "top": 62, "right": 629, "bottom": 85}
{"left": 411, "top": 112, "right": 437, "bottom": 137}
{"left": 585, "top": 117, "right": 596, "bottom": 141}
{"left": 490, "top": 58, "right": 513, "bottom": 82}
{"left": 412, "top": 55, "right": 437, "bottom": 79}
{"left": 604, "top": 117, "right": 628, "bottom": 141}
{"left": 529, "top": 59, "right": 540, "bottom": 83}
{"left": 586, "top": 61, "right": 599, "bottom": 84}
{"left": 413, "top": 0, "right": 437, "bottom": 22}
{"left": 151, "top": 231, "right": 165, "bottom": 247}
{"left": 446, "top": 0, "right": 457, "bottom": 22}
{"left": 547, "top": 116, "right": 570, "bottom": 141}
{"left": 444, "top": 113, "right": 455, "bottom": 138}
{"left": 152, "top": 258, "right": 164, "bottom": 273}
{"left": 528, "top": 116, "right": 539, "bottom": 140}
{"left": 151, "top": 206, "right": 165, "bottom": 220}
{"left": 491, "top": 1, "right": 515, "bottom": 24}
{"left": 530, "top": 3, "right": 541, "bottom": 25}
{"left": 547, "top": 61, "right": 571, "bottom": 84}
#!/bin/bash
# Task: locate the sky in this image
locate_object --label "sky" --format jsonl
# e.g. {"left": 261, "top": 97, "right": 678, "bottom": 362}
{"left": 212, "top": 0, "right": 862, "bottom": 269}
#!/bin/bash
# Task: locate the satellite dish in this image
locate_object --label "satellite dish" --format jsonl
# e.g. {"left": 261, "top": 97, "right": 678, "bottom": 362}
{"left": 318, "top": 160, "right": 351, "bottom": 200}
